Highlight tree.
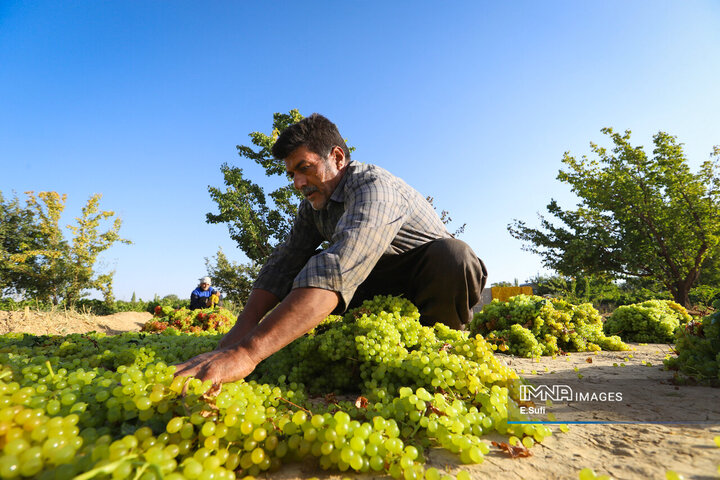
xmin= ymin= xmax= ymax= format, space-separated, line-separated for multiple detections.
xmin=0 ymin=191 xmax=44 ymax=296
xmin=426 ymin=196 xmax=466 ymax=237
xmin=5 ymin=191 xmax=69 ymax=303
xmin=64 ymin=193 xmax=130 ymax=306
xmin=508 ymin=129 xmax=720 ymax=307
xmin=206 ymin=110 xmax=305 ymax=264
xmin=204 ymin=248 xmax=260 ymax=308
xmin=1 ymin=191 xmax=130 ymax=305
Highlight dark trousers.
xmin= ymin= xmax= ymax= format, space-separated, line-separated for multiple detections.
xmin=348 ymin=238 xmax=487 ymax=329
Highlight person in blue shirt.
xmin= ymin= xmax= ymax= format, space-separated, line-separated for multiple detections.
xmin=190 ymin=276 xmax=221 ymax=310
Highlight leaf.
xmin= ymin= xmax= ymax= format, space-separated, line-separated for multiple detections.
xmin=354 ymin=396 xmax=369 ymax=408
xmin=491 ymin=441 xmax=533 ymax=458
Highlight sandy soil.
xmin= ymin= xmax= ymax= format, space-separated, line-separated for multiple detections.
xmin=0 ymin=308 xmax=150 ymax=335
xmin=1 ymin=311 xmax=718 ymax=480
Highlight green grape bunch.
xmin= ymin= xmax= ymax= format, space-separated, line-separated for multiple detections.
xmin=469 ymin=294 xmax=627 ymax=357
xmin=603 ymin=300 xmax=691 ymax=343
xmin=0 ymin=295 xmax=556 ymax=479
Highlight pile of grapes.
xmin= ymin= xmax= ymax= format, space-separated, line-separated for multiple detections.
xmin=0 ymin=295 xmax=552 ymax=479
xmin=142 ymin=306 xmax=237 ymax=335
xmin=664 ymin=302 xmax=720 ymax=385
xmin=603 ymin=300 xmax=691 ymax=343
xmin=469 ymin=295 xmax=627 ymax=357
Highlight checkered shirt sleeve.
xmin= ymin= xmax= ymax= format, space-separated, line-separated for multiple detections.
xmin=292 ymin=172 xmax=410 ymax=311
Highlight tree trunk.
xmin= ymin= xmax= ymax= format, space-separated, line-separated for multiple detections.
xmin=673 ymin=284 xmax=691 ymax=308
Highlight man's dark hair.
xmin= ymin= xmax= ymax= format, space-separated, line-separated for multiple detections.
xmin=271 ymin=113 xmax=351 ymax=161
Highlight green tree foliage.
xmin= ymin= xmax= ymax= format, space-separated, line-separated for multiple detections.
xmin=0 ymin=191 xmax=43 ymax=296
xmin=206 ymin=110 xmax=305 ymax=264
xmin=509 ymin=129 xmax=720 ymax=307
xmin=426 ymin=196 xmax=466 ymax=237
xmin=698 ymin=249 xmax=720 ymax=286
xmin=64 ymin=193 xmax=130 ymax=306
xmin=0 ymin=191 xmax=130 ymax=305
xmin=204 ymin=248 xmax=260 ymax=308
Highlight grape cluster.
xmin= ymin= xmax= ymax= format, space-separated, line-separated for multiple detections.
xmin=664 ymin=303 xmax=720 ymax=385
xmin=469 ymin=295 xmax=627 ymax=357
xmin=142 ymin=307 xmax=237 ymax=335
xmin=0 ymin=295 xmax=553 ymax=479
xmin=603 ymin=300 xmax=691 ymax=343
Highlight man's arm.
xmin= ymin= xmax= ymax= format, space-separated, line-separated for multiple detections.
xmin=174 ymin=287 xmax=339 ymax=384
xmin=217 ymin=288 xmax=279 ymax=349
xmin=189 ymin=291 xmax=201 ymax=310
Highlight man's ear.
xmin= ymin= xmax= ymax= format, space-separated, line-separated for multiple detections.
xmin=331 ymin=146 xmax=346 ymax=169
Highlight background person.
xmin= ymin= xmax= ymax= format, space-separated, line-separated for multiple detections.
xmin=189 ymin=276 xmax=221 ymax=310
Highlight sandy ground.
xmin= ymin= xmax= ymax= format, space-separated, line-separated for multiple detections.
xmin=0 ymin=308 xmax=150 ymax=335
xmin=1 ymin=311 xmax=719 ymax=480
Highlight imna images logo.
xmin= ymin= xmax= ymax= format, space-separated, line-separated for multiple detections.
xmin=519 ymin=384 xmax=623 ymax=403
xmin=520 ymin=384 xmax=573 ymax=402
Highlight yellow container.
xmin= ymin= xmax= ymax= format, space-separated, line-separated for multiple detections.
xmin=490 ymin=286 xmax=533 ymax=302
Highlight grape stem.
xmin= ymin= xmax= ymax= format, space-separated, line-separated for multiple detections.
xmin=45 ymin=360 xmax=54 ymax=379
xmin=276 ymin=395 xmax=313 ymax=414
xmin=73 ymin=454 xmax=139 ymax=480
xmin=409 ymin=407 xmax=430 ymax=438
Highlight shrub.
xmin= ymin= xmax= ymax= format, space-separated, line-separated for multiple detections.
xmin=664 ymin=302 xmax=720 ymax=385
xmin=688 ymin=285 xmax=720 ymax=309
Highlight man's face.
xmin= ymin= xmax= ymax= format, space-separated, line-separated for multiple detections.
xmin=200 ymin=282 xmax=210 ymax=291
xmin=284 ymin=145 xmax=346 ymax=210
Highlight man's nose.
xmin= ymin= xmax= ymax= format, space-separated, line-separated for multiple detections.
xmin=293 ymin=173 xmax=306 ymax=190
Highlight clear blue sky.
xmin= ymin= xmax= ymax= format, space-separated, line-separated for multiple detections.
xmin=1 ymin=1 xmax=719 ymax=301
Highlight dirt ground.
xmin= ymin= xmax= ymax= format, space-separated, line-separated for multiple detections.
xmin=0 ymin=308 xmax=150 ymax=335
xmin=1 ymin=311 xmax=719 ymax=480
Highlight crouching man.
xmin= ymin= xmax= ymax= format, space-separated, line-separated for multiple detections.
xmin=175 ymin=114 xmax=487 ymax=384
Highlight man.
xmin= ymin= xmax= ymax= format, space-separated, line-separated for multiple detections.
xmin=175 ymin=114 xmax=487 ymax=384
xmin=189 ymin=276 xmax=221 ymax=310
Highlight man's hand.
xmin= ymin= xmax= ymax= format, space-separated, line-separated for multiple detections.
xmin=174 ymin=347 xmax=257 ymax=385
xmin=174 ymin=287 xmax=338 ymax=386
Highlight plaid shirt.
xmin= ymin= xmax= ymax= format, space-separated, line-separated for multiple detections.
xmin=253 ymin=160 xmax=450 ymax=312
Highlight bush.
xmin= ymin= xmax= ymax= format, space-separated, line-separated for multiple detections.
xmin=688 ymin=285 xmax=720 ymax=309
xmin=603 ymin=300 xmax=691 ymax=343
xmin=527 ymin=275 xmax=673 ymax=312
xmin=0 ymin=297 xmax=54 ymax=311
xmin=664 ymin=302 xmax=720 ymax=385
xmin=469 ymin=294 xmax=627 ymax=357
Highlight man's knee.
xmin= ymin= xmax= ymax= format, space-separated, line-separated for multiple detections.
xmin=426 ymin=239 xmax=486 ymax=286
